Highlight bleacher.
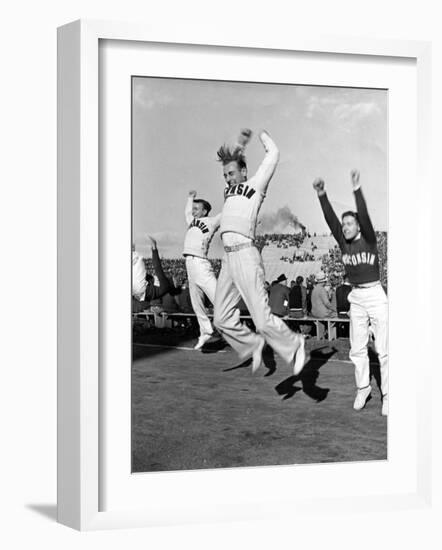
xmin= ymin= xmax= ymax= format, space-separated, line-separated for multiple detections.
xmin=134 ymin=310 xmax=349 ymax=342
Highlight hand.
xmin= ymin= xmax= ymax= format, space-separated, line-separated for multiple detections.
xmin=350 ymin=170 xmax=360 ymax=189
xmin=237 ymin=128 xmax=253 ymax=148
xmin=313 ymin=178 xmax=326 ymax=195
xmin=188 ymin=190 xmax=197 ymax=198
xmin=145 ymin=234 xmax=157 ymax=249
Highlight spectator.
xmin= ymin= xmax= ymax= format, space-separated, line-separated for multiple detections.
xmin=311 ymin=271 xmax=336 ymax=318
xmin=269 ymin=274 xmax=290 ymax=317
xmin=336 ymin=274 xmax=352 ymax=317
xmin=176 ymin=281 xmax=193 ymax=313
xmin=289 ymin=275 xmax=307 ymax=318
xmin=161 ymin=278 xmax=182 ymax=313
xmin=306 ymin=279 xmax=314 ymax=315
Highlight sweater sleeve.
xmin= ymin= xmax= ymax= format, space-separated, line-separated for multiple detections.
xmin=318 ymin=193 xmax=344 ymax=246
xmin=144 ymin=248 xmax=171 ymax=301
xmin=185 ymin=196 xmax=194 ymax=225
xmin=252 ymin=131 xmax=280 ymax=193
xmin=354 ymin=187 xmax=376 ymax=243
xmin=212 ymin=212 xmax=222 ymax=229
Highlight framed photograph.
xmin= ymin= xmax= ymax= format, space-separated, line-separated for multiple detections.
xmin=57 ymin=20 xmax=432 ymax=530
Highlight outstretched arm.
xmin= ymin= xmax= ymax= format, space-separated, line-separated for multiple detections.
xmin=212 ymin=212 xmax=222 ymax=228
xmin=144 ymin=235 xmax=171 ymax=301
xmin=185 ymin=190 xmax=196 ymax=225
xmin=313 ymin=178 xmax=345 ymax=246
xmin=253 ymin=130 xmax=280 ymax=193
xmin=351 ymin=170 xmax=376 ymax=243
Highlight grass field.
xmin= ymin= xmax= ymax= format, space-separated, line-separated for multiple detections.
xmin=131 ymin=331 xmax=387 ymax=473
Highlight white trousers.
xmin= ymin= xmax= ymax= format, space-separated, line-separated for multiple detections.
xmin=348 ymin=284 xmax=388 ymax=396
xmin=214 ymin=246 xmax=300 ymax=362
xmin=185 ymin=256 xmax=217 ymax=338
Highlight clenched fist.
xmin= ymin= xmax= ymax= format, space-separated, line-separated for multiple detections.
xmin=188 ymin=190 xmax=197 ymax=198
xmin=237 ymin=128 xmax=253 ymax=148
xmin=350 ymin=170 xmax=360 ymax=189
xmin=145 ymin=234 xmax=157 ymax=250
xmin=313 ymin=178 xmax=326 ymax=195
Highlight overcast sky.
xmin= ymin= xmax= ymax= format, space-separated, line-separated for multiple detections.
xmin=132 ymin=77 xmax=387 ymax=258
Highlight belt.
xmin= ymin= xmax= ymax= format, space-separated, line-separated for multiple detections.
xmin=224 ymin=241 xmax=255 ymax=253
xmin=184 ymin=254 xmax=206 ymax=260
xmin=352 ymin=281 xmax=381 ymax=289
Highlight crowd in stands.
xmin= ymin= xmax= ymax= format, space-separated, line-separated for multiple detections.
xmin=144 ymin=257 xmax=222 ymax=284
xmin=280 ymin=252 xmax=316 ymax=263
xmin=259 ymin=232 xmax=307 ymax=249
xmin=254 ymin=232 xmax=321 ymax=263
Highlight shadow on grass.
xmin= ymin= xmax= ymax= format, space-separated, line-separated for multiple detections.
xmin=275 ymin=346 xmax=336 ymax=402
xmin=132 ymin=328 xmax=203 ymax=362
xmin=221 ymin=342 xmax=278 ymax=373
xmin=263 ymin=346 xmax=277 ymax=376
xmin=201 ymin=336 xmax=228 ymax=354
xmin=223 ymin=357 xmax=252 ymax=372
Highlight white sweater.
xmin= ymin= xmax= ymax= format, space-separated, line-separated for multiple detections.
xmin=220 ymin=131 xmax=279 ymax=240
xmin=183 ymin=197 xmax=221 ymax=258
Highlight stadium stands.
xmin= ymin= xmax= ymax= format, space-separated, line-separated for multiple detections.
xmin=142 ymin=232 xmax=387 ymax=292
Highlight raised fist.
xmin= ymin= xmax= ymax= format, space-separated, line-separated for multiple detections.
xmin=313 ymin=178 xmax=325 ymax=193
xmin=350 ymin=170 xmax=360 ymax=188
xmin=237 ymin=128 xmax=253 ymax=148
xmin=145 ymin=234 xmax=157 ymax=249
xmin=188 ymin=190 xmax=197 ymax=198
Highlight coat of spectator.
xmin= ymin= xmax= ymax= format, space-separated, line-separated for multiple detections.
xmin=269 ymin=274 xmax=290 ymax=317
xmin=175 ymin=282 xmax=193 ymax=313
xmin=289 ymin=275 xmax=307 ymax=318
xmin=311 ymin=272 xmax=336 ymax=318
xmin=336 ymin=275 xmax=352 ymax=317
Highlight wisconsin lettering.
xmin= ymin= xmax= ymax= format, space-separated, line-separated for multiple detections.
xmin=224 ymin=183 xmax=256 ymax=199
xmin=189 ymin=218 xmax=210 ymax=234
xmin=342 ymin=252 xmax=377 ymax=266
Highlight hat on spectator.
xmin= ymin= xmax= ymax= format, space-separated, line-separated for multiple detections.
xmin=315 ymin=271 xmax=327 ymax=283
xmin=276 ymin=273 xmax=287 ymax=282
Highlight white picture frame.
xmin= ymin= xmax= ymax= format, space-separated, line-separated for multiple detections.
xmin=57 ymin=19 xmax=432 ymax=531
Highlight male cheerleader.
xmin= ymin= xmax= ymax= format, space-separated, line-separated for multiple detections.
xmin=213 ymin=129 xmax=305 ymax=374
xmin=313 ymin=171 xmax=388 ymax=415
xmin=184 ymin=191 xmax=221 ymax=350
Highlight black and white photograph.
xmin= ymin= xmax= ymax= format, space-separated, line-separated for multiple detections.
xmin=131 ymin=76 xmax=388 ymax=473
xmin=4 ymin=0 xmax=438 ymax=542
